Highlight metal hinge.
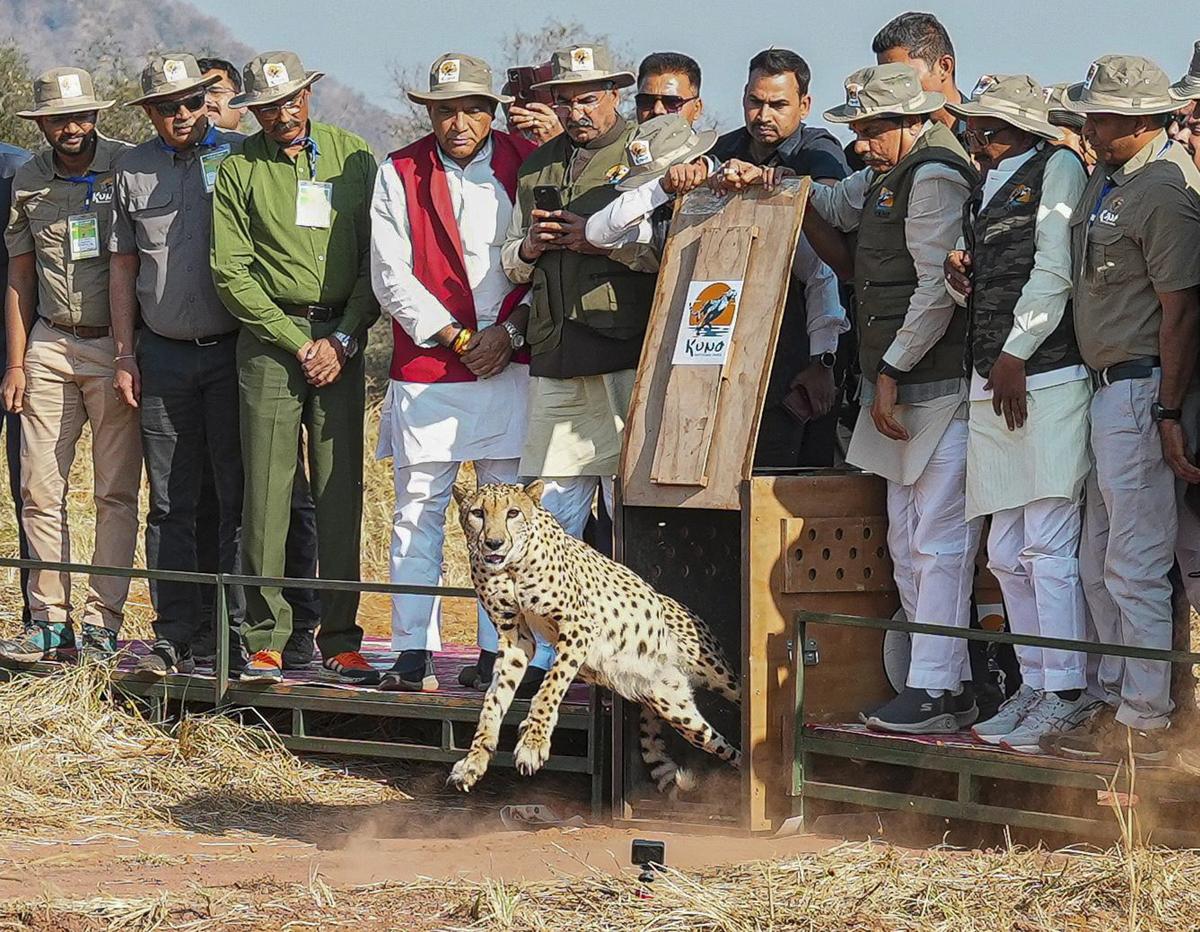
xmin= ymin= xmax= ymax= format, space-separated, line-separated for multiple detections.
xmin=803 ymin=639 xmax=820 ymax=666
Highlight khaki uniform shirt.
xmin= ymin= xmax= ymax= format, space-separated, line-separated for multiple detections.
xmin=109 ymin=126 xmax=243 ymax=340
xmin=1071 ymin=131 xmax=1200 ymax=370
xmin=5 ymin=134 xmax=131 ymax=327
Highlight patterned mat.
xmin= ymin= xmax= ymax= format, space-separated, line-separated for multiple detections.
xmin=805 ymin=722 xmax=1038 ymax=759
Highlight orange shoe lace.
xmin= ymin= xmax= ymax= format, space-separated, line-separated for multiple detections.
xmin=249 ymin=649 xmax=282 ymax=668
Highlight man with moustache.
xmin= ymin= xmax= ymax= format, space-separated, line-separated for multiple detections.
xmin=192 ymin=52 xmax=322 ymax=671
xmin=634 ymin=52 xmax=705 ymax=125
xmin=872 ymin=11 xmax=964 ymax=135
xmin=710 ymin=48 xmax=850 ymax=468
xmin=107 ymin=54 xmax=244 ymax=675
xmin=502 ymin=43 xmax=657 ymax=542
xmin=0 ymin=69 xmax=140 ymax=663
xmin=369 ymin=52 xmax=554 ymax=694
xmin=211 ymin=51 xmax=380 ymax=684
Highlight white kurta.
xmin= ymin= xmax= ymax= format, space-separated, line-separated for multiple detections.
xmin=369 ymin=138 xmax=529 ymax=466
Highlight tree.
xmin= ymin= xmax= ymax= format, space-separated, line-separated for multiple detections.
xmin=0 ymin=44 xmax=47 ymax=150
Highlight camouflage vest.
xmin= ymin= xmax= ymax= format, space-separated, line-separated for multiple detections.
xmin=855 ymin=122 xmax=975 ymax=398
xmin=963 ymin=144 xmax=1083 ymax=378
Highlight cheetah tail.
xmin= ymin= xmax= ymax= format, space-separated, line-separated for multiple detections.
xmin=639 ymin=704 xmax=695 ymax=794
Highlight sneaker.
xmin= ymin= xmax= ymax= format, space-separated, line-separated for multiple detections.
xmin=134 ymin=639 xmax=196 ymax=677
xmin=378 ymin=649 xmax=438 ymax=692
xmin=1049 ymin=703 xmax=1118 ymax=759
xmin=1001 ymin=692 xmax=1095 ymax=753
xmin=1177 ymin=746 xmax=1200 ymax=776
xmin=458 ymin=649 xmax=496 ymax=691
xmin=283 ymin=629 xmax=316 ymax=669
xmin=79 ymin=623 xmax=118 ymax=661
xmin=0 ymin=622 xmax=75 ymax=663
xmin=514 ymin=665 xmax=547 ymax=700
xmin=973 ymin=685 xmax=1042 ymax=745
xmin=1113 ymin=725 xmax=1172 ymax=764
xmin=322 ymin=651 xmax=382 ymax=686
xmin=240 ymin=649 xmax=284 ymax=683
xmin=863 ymin=686 xmax=976 ymax=735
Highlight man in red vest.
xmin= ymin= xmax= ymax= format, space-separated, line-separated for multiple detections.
xmin=370 ymin=53 xmax=553 ymax=693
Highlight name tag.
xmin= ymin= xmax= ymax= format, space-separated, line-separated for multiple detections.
xmin=68 ymin=213 xmax=100 ymax=260
xmin=200 ymin=144 xmax=232 ymax=194
xmin=295 ymin=180 xmax=332 ymax=228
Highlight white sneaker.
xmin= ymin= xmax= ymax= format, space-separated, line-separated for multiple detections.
xmin=972 ymin=684 xmax=1041 ymax=745
xmin=1001 ymin=692 xmax=1093 ymax=753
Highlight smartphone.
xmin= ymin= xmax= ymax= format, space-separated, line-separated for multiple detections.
xmin=630 ymin=839 xmax=666 ymax=867
xmin=504 ymin=65 xmax=554 ymax=109
xmin=533 ymin=185 xmax=563 ymax=213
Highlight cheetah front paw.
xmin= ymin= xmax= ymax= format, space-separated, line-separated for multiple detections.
xmin=513 ymin=730 xmax=552 ymax=776
xmin=447 ymin=751 xmax=489 ymax=792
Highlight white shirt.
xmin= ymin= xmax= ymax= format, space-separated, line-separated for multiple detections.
xmin=370 ymin=137 xmax=529 ymax=466
xmin=584 ymin=176 xmax=849 ymax=355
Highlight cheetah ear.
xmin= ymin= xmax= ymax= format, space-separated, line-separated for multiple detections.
xmin=523 ymin=479 xmax=545 ymax=504
xmin=451 ymin=482 xmax=470 ymax=507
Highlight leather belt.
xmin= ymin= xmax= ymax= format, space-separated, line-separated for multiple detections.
xmin=278 ymin=303 xmax=344 ymax=322
xmin=153 ymin=329 xmax=238 ymax=347
xmin=42 ymin=318 xmax=109 ymax=339
xmin=1092 ymin=356 xmax=1161 ymax=387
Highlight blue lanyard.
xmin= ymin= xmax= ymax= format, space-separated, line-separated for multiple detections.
xmin=157 ymin=123 xmax=219 ymax=156
xmin=294 ymin=135 xmax=320 ymax=181
xmin=64 ymin=171 xmax=97 ymax=210
xmin=1089 ymin=139 xmax=1172 ymax=227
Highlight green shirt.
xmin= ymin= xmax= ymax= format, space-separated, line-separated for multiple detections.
xmin=210 ymin=120 xmax=379 ymax=354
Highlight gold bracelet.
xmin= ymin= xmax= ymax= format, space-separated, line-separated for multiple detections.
xmin=452 ymin=327 xmax=475 ymax=356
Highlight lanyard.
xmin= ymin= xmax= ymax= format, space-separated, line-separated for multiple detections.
xmin=157 ymin=123 xmax=219 ymax=157
xmin=294 ymin=135 xmax=320 ymax=181
xmin=63 ymin=171 xmax=97 ymax=210
xmin=1088 ymin=139 xmax=1172 ymax=227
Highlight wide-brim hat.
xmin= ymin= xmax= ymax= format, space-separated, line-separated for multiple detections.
xmin=126 ymin=52 xmax=221 ymax=105
xmin=946 ymin=73 xmax=1062 ymax=141
xmin=1064 ymin=54 xmax=1177 ymax=115
xmin=1170 ymin=40 xmax=1200 ymax=101
xmin=231 ymin=51 xmax=324 ymax=109
xmin=1042 ymin=83 xmax=1086 ymax=131
xmin=17 ymin=67 xmax=115 ymax=119
xmin=615 ymin=114 xmax=718 ymax=190
xmin=531 ymin=43 xmax=635 ymax=91
xmin=824 ymin=63 xmax=944 ymax=124
xmin=407 ymin=52 xmax=512 ymax=106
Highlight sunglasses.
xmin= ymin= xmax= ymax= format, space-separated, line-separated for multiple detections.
xmin=152 ymin=92 xmax=206 ymax=117
xmin=635 ymin=93 xmax=698 ymax=113
xmin=252 ymin=91 xmax=307 ymax=119
xmin=44 ymin=110 xmax=98 ymax=128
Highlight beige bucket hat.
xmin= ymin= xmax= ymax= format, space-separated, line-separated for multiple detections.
xmin=407 ymin=52 xmax=513 ymax=106
xmin=1042 ymin=83 xmax=1086 ymax=130
xmin=1064 ymin=55 xmax=1177 ymax=115
xmin=530 ymin=43 xmax=635 ymax=91
xmin=615 ymin=113 xmax=718 ymax=190
xmin=1170 ymin=41 xmax=1200 ymax=101
xmin=127 ymin=52 xmax=221 ymax=106
xmin=17 ymin=67 xmax=115 ymax=119
xmin=946 ymin=74 xmax=1062 ymax=141
xmin=824 ymin=63 xmax=945 ymax=124
xmin=231 ymin=51 xmax=324 ymax=109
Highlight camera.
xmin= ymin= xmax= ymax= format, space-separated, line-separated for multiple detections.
xmin=631 ymin=838 xmax=666 ymax=883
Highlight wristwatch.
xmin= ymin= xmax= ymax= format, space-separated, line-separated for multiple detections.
xmin=332 ymin=330 xmax=358 ymax=358
xmin=811 ymin=352 xmax=837 ymax=370
xmin=877 ymin=360 xmax=905 ymax=381
xmin=501 ymin=320 xmax=526 ymax=350
xmin=1152 ymin=402 xmax=1182 ymax=422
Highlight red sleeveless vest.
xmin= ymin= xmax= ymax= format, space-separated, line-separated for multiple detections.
xmin=386 ymin=131 xmax=534 ymax=383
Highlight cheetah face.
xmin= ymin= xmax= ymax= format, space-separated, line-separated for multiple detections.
xmin=453 ymin=480 xmax=545 ymax=574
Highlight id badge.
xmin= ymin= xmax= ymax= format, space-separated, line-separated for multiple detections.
xmin=200 ymin=144 xmax=231 ymax=194
xmin=296 ymin=180 xmax=333 ymax=228
xmin=68 ymin=213 xmax=101 ymax=260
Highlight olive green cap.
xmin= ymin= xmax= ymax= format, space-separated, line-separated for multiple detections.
xmin=17 ymin=67 xmax=115 ymax=119
xmin=127 ymin=52 xmax=220 ymax=106
xmin=407 ymin=53 xmax=512 ymax=106
xmin=531 ymin=43 xmax=634 ymax=91
xmin=1064 ymin=55 xmax=1177 ymax=115
xmin=615 ymin=113 xmax=718 ymax=190
xmin=231 ymin=50 xmax=324 ymax=109
xmin=946 ymin=74 xmax=1062 ymax=141
xmin=824 ymin=63 xmax=944 ymax=124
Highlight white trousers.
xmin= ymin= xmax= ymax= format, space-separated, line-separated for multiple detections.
xmin=538 ymin=476 xmax=614 ymax=538
xmin=987 ymin=499 xmax=1087 ymax=692
xmin=389 ymin=458 xmax=554 ymax=669
xmin=1080 ymin=376 xmax=1176 ymax=730
xmin=887 ymin=418 xmax=983 ymax=691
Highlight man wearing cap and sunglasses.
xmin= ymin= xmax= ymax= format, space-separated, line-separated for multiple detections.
xmin=941 ymin=74 xmax=1093 ymax=752
xmin=106 ymin=53 xmax=246 ymax=676
xmin=634 ymin=52 xmax=704 ymax=126
xmin=211 ymin=51 xmax=380 ymax=685
xmin=1049 ymin=56 xmax=1200 ymax=763
xmin=0 ymin=68 xmax=140 ymax=664
xmin=502 ymin=43 xmax=657 ymax=544
xmin=803 ymin=63 xmax=981 ymax=735
xmin=369 ymin=52 xmax=556 ymax=694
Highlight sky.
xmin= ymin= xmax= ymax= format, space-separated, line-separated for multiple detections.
xmin=202 ymin=0 xmax=1200 ymax=140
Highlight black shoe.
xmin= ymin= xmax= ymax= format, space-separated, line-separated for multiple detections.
xmin=134 ymin=639 xmax=196 ymax=677
xmin=282 ymin=628 xmax=316 ymax=669
xmin=458 ymin=649 xmax=496 ymax=691
xmin=863 ymin=686 xmax=977 ymax=735
xmin=378 ymin=650 xmax=438 ymax=692
xmin=514 ymin=666 xmax=546 ymax=700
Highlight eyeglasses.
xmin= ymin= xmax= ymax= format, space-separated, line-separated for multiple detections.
xmin=205 ymin=86 xmax=236 ymax=101
xmin=965 ymin=125 xmax=1010 ymax=145
xmin=635 ymin=93 xmax=698 ymax=114
xmin=44 ymin=110 xmax=98 ymax=128
xmin=551 ymin=86 xmax=613 ymax=113
xmin=251 ymin=90 xmax=307 ymax=119
xmin=152 ymin=92 xmax=206 ymax=117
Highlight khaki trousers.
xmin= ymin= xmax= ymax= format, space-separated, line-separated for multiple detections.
xmin=21 ymin=320 xmax=142 ymax=629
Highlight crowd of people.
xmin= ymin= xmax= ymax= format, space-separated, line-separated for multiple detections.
xmin=2 ymin=10 xmax=1200 ymax=766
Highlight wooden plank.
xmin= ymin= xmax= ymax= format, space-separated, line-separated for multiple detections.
xmin=622 ymin=180 xmax=811 ymax=510
xmin=650 ymin=225 xmax=755 ymax=487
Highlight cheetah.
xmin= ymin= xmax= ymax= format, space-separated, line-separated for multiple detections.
xmin=447 ymin=480 xmax=741 ymax=794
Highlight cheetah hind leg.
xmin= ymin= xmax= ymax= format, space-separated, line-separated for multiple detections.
xmin=644 ymin=670 xmax=741 ymax=771
xmin=639 ymin=703 xmax=697 ymax=795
